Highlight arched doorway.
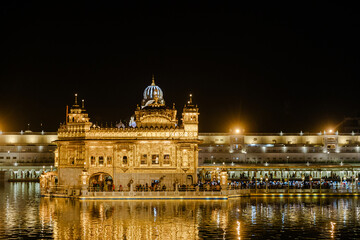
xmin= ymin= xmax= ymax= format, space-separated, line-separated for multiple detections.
xmin=89 ymin=172 xmax=113 ymax=192
xmin=186 ymin=175 xmax=193 ymax=185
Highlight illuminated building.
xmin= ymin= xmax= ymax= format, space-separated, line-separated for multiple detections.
xmin=198 ymin=129 xmax=360 ymax=180
xmin=0 ymin=131 xmax=57 ymax=180
xmin=55 ymin=77 xmax=200 ymax=188
xmin=2 ymin=81 xmax=360 ymax=184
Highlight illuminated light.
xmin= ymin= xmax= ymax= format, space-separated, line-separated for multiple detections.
xmin=330 ymin=222 xmax=336 ymax=238
xmin=235 ymin=129 xmax=240 ymax=134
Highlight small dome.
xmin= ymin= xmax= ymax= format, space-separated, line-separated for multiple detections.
xmin=141 ymin=76 xmax=165 ymax=107
xmin=143 ymin=84 xmax=164 ymax=100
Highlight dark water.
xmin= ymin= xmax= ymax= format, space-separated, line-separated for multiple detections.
xmin=1 ymin=182 xmax=360 ymax=239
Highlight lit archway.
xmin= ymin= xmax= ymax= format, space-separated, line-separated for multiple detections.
xmin=89 ymin=172 xmax=113 ymax=191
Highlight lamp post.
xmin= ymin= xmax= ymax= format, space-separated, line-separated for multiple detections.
xmin=302 ymin=174 xmax=305 ymax=192
xmin=352 ymin=175 xmax=355 ymax=193
xmin=265 ymin=176 xmax=269 ymax=193
xmin=356 ymin=177 xmax=359 ymax=193
xmin=319 ymin=178 xmax=322 ymax=194
xmin=287 ymin=170 xmax=290 ymax=194
xmin=255 ymin=176 xmax=257 ymax=193
xmin=343 ymin=175 xmax=347 ymax=192
xmin=309 ymin=175 xmax=313 ymax=193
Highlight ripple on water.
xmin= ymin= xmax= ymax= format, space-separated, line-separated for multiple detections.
xmin=2 ymin=183 xmax=360 ymax=239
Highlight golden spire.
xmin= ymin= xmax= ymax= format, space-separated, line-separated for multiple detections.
xmin=189 ymin=93 xmax=193 ymax=104
xmin=74 ymin=93 xmax=78 ymax=105
xmin=151 ymin=74 xmax=155 ymax=86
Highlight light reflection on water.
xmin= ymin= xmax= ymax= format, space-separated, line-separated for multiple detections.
xmin=1 ymin=182 xmax=360 ymax=239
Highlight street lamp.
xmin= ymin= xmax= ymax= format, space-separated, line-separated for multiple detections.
xmin=265 ymin=176 xmax=269 ymax=193
xmin=260 ymin=175 xmax=263 ymax=191
xmin=302 ymin=174 xmax=305 ymax=191
xmin=309 ymin=175 xmax=313 ymax=193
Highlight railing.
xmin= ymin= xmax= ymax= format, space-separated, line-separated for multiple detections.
xmin=42 ymin=185 xmax=360 ymax=197
xmin=86 ymin=188 xmax=251 ymax=197
xmin=252 ymin=188 xmax=359 ymax=194
xmin=44 ymin=185 xmax=82 ymax=196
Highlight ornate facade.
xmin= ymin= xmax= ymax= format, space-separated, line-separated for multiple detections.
xmin=55 ymin=78 xmax=200 ymax=188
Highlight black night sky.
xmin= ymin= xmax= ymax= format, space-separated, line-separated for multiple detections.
xmin=0 ymin=2 xmax=359 ymax=133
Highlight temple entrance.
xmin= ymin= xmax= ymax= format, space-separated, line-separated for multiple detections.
xmin=89 ymin=173 xmax=113 ymax=191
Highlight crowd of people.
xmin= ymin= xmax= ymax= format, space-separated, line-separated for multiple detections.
xmin=89 ymin=178 xmax=359 ymax=192
xmin=227 ymin=179 xmax=358 ymax=190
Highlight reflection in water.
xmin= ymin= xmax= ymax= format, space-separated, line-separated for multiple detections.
xmin=2 ymin=183 xmax=360 ymax=239
xmin=39 ymin=197 xmax=360 ymax=239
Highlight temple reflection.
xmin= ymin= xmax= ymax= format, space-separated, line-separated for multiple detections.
xmin=39 ymin=197 xmax=360 ymax=239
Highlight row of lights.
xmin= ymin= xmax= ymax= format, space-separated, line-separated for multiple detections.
xmin=234 ymin=128 xmax=346 ymax=136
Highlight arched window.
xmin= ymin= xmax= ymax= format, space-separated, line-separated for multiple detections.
xmin=107 ymin=156 xmax=112 ymax=165
xmin=90 ymin=156 xmax=96 ymax=166
xmin=99 ymin=156 xmax=104 ymax=166
xmin=163 ymin=154 xmax=170 ymax=165
xmin=152 ymin=154 xmax=159 ymax=165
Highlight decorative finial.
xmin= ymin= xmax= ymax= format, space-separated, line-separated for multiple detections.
xmin=82 ymin=99 xmax=85 ymax=108
xmin=151 ymin=74 xmax=155 ymax=86
xmin=74 ymin=93 xmax=78 ymax=105
xmin=189 ymin=93 xmax=193 ymax=104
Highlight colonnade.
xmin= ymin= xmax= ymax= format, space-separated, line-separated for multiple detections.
xmin=199 ymin=167 xmax=360 ymax=182
xmin=0 ymin=167 xmax=53 ymax=181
